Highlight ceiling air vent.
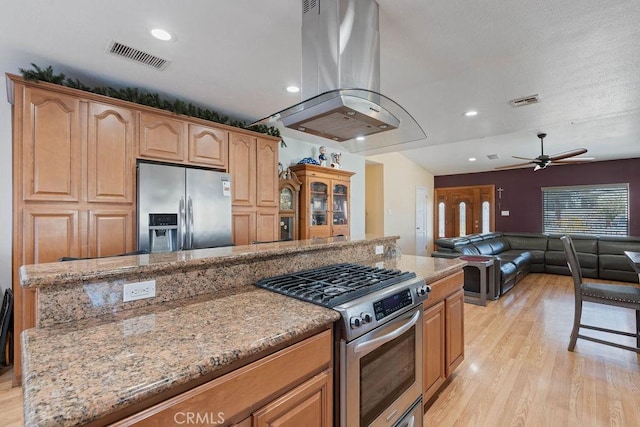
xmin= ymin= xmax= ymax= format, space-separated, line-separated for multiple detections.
xmin=509 ymin=94 xmax=540 ymax=107
xmin=106 ymin=40 xmax=170 ymax=70
xmin=303 ymin=0 xmax=317 ymax=14
xmin=487 ymin=154 xmax=500 ymax=160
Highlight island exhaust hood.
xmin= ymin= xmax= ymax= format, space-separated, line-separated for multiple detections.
xmin=251 ymin=0 xmax=426 ymax=153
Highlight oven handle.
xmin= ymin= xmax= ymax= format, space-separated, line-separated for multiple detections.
xmin=353 ymin=309 xmax=421 ymax=354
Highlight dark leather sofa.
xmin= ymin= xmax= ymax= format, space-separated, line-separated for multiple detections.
xmin=433 ymin=232 xmax=640 ymax=298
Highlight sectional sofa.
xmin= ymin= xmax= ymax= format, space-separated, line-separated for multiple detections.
xmin=432 ymin=232 xmax=640 ymax=298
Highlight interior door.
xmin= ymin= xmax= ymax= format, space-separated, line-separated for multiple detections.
xmin=415 ymin=187 xmax=428 ymax=256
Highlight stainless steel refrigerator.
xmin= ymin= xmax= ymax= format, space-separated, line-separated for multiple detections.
xmin=137 ymin=162 xmax=233 ymax=253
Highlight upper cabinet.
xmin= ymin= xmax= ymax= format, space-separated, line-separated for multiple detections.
xmin=188 ymin=124 xmax=228 ymax=169
xmin=138 ymin=112 xmax=188 ymax=162
xmin=88 ymin=102 xmax=135 ymax=203
xmin=289 ymin=164 xmax=355 ymax=239
xmin=21 ymin=87 xmax=81 ymax=202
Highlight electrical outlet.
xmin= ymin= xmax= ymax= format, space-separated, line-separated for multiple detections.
xmin=375 ymin=245 xmax=384 ymax=255
xmin=123 ymin=280 xmax=156 ymax=302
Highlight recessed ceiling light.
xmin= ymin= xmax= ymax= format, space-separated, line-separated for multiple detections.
xmin=464 ymin=110 xmax=478 ymax=117
xmin=468 ymin=157 xmax=477 ymax=162
xmin=151 ymin=28 xmax=172 ymax=41
xmin=356 ymin=136 xmax=365 ymax=141
xmin=286 ymin=86 xmax=300 ymax=93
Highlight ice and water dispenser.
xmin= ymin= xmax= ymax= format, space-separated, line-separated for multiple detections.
xmin=148 ymin=213 xmax=178 ymax=253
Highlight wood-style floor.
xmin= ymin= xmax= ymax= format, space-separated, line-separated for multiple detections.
xmin=425 ymin=273 xmax=640 ymax=427
xmin=0 ymin=274 xmax=638 ymax=426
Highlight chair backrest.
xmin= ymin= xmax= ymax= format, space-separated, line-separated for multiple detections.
xmin=560 ymin=235 xmax=583 ymax=291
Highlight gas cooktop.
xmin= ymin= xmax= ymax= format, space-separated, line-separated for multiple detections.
xmin=255 ymin=263 xmax=417 ymax=308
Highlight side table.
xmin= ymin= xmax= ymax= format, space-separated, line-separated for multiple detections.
xmin=460 ymin=255 xmax=496 ymax=306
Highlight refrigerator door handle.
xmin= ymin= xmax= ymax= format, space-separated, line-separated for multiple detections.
xmin=187 ymin=196 xmax=194 ymax=249
xmin=179 ymin=197 xmax=186 ymax=250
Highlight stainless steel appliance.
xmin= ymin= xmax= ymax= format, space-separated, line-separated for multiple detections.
xmin=256 ymin=263 xmax=430 ymax=427
xmin=137 ymin=162 xmax=233 ymax=252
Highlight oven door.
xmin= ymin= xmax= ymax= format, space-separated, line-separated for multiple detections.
xmin=341 ymin=305 xmax=423 ymax=427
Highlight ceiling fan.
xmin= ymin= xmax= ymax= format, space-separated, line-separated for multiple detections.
xmin=495 ymin=133 xmax=594 ymax=171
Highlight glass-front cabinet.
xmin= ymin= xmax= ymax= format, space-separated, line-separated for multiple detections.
xmin=289 ymin=164 xmax=355 ymax=239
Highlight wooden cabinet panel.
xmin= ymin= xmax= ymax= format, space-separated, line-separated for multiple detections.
xmin=188 ymin=124 xmax=228 ymax=169
xmin=446 ymin=289 xmax=465 ymax=376
xmin=22 ymin=206 xmax=81 ymax=263
xmin=138 ymin=112 xmax=187 ymax=161
xmin=256 ymin=209 xmax=279 ymax=243
xmin=232 ymin=209 xmax=255 ymax=246
xmin=252 ymin=370 xmax=332 ymax=427
xmin=88 ymin=209 xmax=135 ymax=258
xmin=423 ymin=301 xmax=446 ymax=403
xmin=87 ymin=103 xmax=135 ymax=203
xmin=23 ymin=87 xmax=80 ymax=202
xmin=229 ymin=133 xmax=256 ymax=206
xmin=256 ymin=138 xmax=278 ymax=207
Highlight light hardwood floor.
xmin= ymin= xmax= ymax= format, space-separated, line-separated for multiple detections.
xmin=1 ymin=274 xmax=638 ymax=426
xmin=425 ymin=273 xmax=640 ymax=427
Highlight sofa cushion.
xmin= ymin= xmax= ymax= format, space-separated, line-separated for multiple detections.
xmin=457 ymin=245 xmax=481 ymax=256
xmin=472 ymin=241 xmax=496 ymax=255
xmin=496 ymin=250 xmax=533 ymax=270
xmin=504 ymin=233 xmax=548 ymax=251
xmin=488 ymin=237 xmax=510 ymax=254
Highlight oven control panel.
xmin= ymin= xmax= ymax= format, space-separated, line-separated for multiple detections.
xmin=373 ymin=289 xmax=413 ymax=321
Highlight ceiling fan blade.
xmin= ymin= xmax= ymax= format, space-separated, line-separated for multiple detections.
xmin=512 ymin=155 xmax=537 ymax=161
xmin=494 ymin=161 xmax=534 ymax=170
xmin=552 ymin=158 xmax=595 ymax=164
xmin=549 ymin=148 xmax=588 ymax=161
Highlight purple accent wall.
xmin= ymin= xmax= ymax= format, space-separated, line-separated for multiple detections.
xmin=434 ymin=158 xmax=640 ymax=236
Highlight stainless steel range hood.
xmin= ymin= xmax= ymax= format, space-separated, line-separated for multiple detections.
xmin=251 ymin=0 xmax=426 ymax=153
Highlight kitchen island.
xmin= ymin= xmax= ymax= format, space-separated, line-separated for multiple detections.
xmin=20 ymin=236 xmax=465 ymax=426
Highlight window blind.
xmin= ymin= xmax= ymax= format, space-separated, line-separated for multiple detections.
xmin=542 ymin=184 xmax=629 ymax=236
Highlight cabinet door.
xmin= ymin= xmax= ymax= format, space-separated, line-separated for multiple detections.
xmin=188 ymin=124 xmax=228 ymax=169
xmin=252 ymin=370 xmax=332 ymax=427
xmin=232 ymin=209 xmax=255 ymax=246
xmin=255 ymin=208 xmax=279 ymax=243
xmin=22 ymin=87 xmax=81 ymax=202
xmin=423 ymin=301 xmax=446 ymax=403
xmin=445 ymin=289 xmax=465 ymax=376
xmin=87 ymin=103 xmax=135 ymax=203
xmin=138 ymin=112 xmax=187 ymax=162
xmin=256 ymin=137 xmax=279 ymax=207
xmin=88 ymin=208 xmax=135 ymax=257
xmin=229 ymin=133 xmax=256 ymax=207
xmin=22 ymin=206 xmax=81 ymax=263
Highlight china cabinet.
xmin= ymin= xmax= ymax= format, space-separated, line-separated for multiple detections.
xmin=289 ymin=164 xmax=354 ymax=239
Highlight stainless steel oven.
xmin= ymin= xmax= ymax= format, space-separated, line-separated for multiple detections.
xmin=256 ymin=263 xmax=430 ymax=427
xmin=340 ymin=305 xmax=423 ymax=427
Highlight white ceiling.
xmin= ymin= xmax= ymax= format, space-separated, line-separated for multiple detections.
xmin=2 ymin=0 xmax=639 ymax=175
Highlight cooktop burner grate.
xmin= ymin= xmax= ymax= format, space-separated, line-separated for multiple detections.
xmin=256 ymin=263 xmax=416 ymax=308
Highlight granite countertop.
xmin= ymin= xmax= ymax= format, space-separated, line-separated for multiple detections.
xmin=21 ymin=254 xmax=465 ymax=427
xmin=22 ymin=287 xmax=341 ymax=427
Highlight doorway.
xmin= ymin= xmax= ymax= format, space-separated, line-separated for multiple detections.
xmin=435 ymin=185 xmax=495 ymax=245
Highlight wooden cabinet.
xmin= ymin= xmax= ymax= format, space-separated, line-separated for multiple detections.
xmin=229 ymin=133 xmax=279 ymax=245
xmin=21 ymin=87 xmax=81 ymax=202
xmin=188 ymin=123 xmax=228 ymax=169
xmin=252 ymin=370 xmax=332 ymax=427
xmin=138 ymin=111 xmax=187 ymax=162
xmin=88 ymin=102 xmax=135 ymax=203
xmin=423 ymin=271 xmax=464 ymax=404
xmin=112 ymin=330 xmax=333 ymax=427
xmin=289 ymin=164 xmax=354 ymax=239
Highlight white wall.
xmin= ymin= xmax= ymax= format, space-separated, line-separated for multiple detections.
xmin=0 ymin=77 xmax=12 ymax=293
xmin=365 ymin=152 xmax=434 ymax=256
xmin=278 ymin=136 xmax=366 ymax=237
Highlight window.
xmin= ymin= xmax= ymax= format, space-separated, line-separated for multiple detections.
xmin=438 ymin=202 xmax=445 ymax=238
xmin=459 ymin=202 xmax=466 ymax=236
xmin=542 ymin=184 xmax=629 ymax=236
xmin=482 ymin=201 xmax=490 ymax=233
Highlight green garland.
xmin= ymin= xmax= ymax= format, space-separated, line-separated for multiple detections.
xmin=19 ymin=63 xmax=280 ymax=138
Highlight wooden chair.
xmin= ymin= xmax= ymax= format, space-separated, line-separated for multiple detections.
xmin=560 ymin=235 xmax=640 ymax=353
